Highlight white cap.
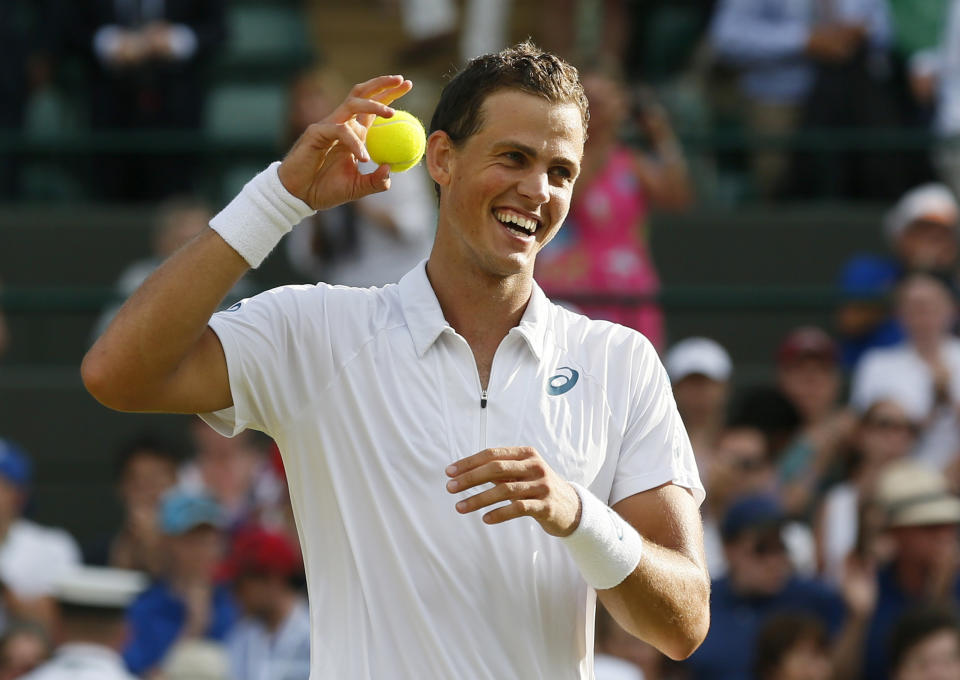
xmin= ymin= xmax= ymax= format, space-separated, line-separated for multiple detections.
xmin=54 ymin=566 xmax=148 ymax=609
xmin=664 ymin=337 xmax=732 ymax=383
xmin=884 ymin=183 xmax=959 ymax=242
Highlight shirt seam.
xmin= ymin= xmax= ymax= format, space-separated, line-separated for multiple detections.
xmin=285 ymin=319 xmax=411 ymax=427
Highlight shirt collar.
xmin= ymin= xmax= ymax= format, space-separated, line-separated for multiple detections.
xmin=398 ymin=260 xmax=549 ymax=362
xmin=509 ymin=280 xmax=548 ymax=362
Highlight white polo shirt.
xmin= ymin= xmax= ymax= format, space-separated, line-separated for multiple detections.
xmin=201 ymin=261 xmax=703 ymax=680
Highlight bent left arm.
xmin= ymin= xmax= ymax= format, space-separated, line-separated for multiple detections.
xmin=447 ymin=447 xmax=710 ymax=660
xmin=599 ymin=484 xmax=710 ymax=661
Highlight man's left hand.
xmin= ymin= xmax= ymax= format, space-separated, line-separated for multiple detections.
xmin=445 ymin=447 xmax=581 ymax=537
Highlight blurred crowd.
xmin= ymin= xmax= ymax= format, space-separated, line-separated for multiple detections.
xmin=1 ymin=0 xmax=959 ymax=204
xmin=6 ymin=1 xmax=960 ymax=680
xmin=0 ymin=426 xmax=306 ymax=680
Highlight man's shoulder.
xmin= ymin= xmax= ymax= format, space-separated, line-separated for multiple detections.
xmin=222 ymin=281 xmax=405 ymax=337
xmin=544 ymin=298 xmax=654 ymax=356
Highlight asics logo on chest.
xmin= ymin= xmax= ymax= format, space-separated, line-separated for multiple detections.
xmin=546 ymin=367 xmax=579 ymax=396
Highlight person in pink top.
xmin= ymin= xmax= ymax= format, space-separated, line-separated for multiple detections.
xmin=535 ymin=67 xmax=693 ymax=350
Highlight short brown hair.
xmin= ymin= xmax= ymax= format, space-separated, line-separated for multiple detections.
xmin=429 ymin=40 xmax=589 ymax=146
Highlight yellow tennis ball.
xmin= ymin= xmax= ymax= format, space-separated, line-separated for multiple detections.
xmin=364 ymin=110 xmax=426 ymax=173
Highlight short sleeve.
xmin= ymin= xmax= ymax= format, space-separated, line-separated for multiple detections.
xmin=199 ymin=284 xmax=333 ymax=437
xmin=610 ymin=338 xmax=704 ymax=507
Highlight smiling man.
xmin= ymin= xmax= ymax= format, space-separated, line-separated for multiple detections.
xmin=81 ymin=42 xmax=709 ymax=679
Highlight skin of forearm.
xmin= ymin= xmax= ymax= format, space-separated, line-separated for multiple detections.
xmin=82 ymin=229 xmax=248 ymax=410
xmin=597 ymin=541 xmax=710 ymax=660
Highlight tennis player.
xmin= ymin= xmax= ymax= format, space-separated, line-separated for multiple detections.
xmin=83 ymin=42 xmax=709 ymax=679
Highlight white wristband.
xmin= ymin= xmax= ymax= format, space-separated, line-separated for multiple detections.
xmin=209 ymin=161 xmax=316 ymax=268
xmin=560 ymin=482 xmax=643 ymax=590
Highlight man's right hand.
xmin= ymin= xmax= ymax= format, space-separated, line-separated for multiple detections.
xmin=278 ymin=75 xmax=413 ymax=211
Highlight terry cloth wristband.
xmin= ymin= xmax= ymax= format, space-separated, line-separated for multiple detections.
xmin=209 ymin=161 xmax=316 ymax=268
xmin=561 ymin=482 xmax=644 ymax=590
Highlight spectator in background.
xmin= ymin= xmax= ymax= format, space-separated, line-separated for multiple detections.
xmin=22 ymin=567 xmax=146 ymax=680
xmin=883 ymin=184 xmax=959 ymax=278
xmin=223 ymin=529 xmax=309 ymax=680
xmin=889 ymin=606 xmax=960 ymax=680
xmin=704 ymin=426 xmax=816 ymax=578
xmin=535 ymin=66 xmax=692 ymax=350
xmin=753 ymin=614 xmax=833 ymax=680
xmin=851 ymin=272 xmax=960 ymax=472
xmin=684 ymin=494 xmax=869 ymax=680
xmin=283 ymin=67 xmax=435 ymax=288
xmin=860 ymin=460 xmax=960 ymax=680
xmin=835 ymin=255 xmax=905 ymax=371
xmin=789 ymin=0 xmax=908 ymax=200
xmin=664 ymin=337 xmax=733 ymax=471
xmin=594 ymin=604 xmax=652 ymax=680
xmin=935 ymin=0 xmax=960 ymax=198
xmin=0 ymin=0 xmax=61 ymax=198
xmin=178 ymin=420 xmax=282 ymax=531
xmin=74 ymin=0 xmax=226 ymax=201
xmin=775 ymin=327 xmax=856 ymax=517
xmin=84 ymin=433 xmax=179 ymax=577
xmin=0 ymin=440 xmax=80 ymax=633
xmin=709 ymin=0 xmax=890 ymax=199
xmin=0 ymin=621 xmax=51 ymax=680
xmin=93 ymin=197 xmax=256 ymax=341
xmin=816 ymin=398 xmax=917 ymax=586
xmin=836 ymin=184 xmax=957 ymax=370
xmin=123 ymin=490 xmax=237 ymax=677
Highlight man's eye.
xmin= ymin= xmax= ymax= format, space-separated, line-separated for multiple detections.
xmin=503 ymin=152 xmax=523 ymax=162
xmin=550 ymin=167 xmax=572 ymax=180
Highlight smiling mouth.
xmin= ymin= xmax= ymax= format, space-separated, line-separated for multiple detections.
xmin=494 ymin=210 xmax=539 ymax=238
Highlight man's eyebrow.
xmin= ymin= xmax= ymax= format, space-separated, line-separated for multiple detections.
xmin=493 ymin=140 xmax=578 ymax=168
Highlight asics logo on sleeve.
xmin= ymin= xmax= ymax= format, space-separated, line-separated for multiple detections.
xmin=546 ymin=367 xmax=579 ymax=396
xmin=226 ymin=301 xmax=242 ymax=312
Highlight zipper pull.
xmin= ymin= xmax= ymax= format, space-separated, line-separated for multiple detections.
xmin=480 ymin=389 xmax=488 ymax=409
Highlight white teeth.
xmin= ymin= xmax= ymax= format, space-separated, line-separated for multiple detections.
xmin=495 ymin=211 xmax=538 ymax=234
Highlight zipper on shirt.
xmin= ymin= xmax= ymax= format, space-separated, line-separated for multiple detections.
xmin=479 ymin=388 xmax=488 ymax=450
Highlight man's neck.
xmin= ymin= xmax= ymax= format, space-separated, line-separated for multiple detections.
xmin=425 ymin=255 xmax=532 ymax=385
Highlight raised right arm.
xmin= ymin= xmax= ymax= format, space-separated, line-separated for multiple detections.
xmin=82 ymin=75 xmax=413 ymax=415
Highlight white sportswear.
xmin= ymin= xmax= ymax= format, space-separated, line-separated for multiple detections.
xmin=200 ymin=261 xmax=703 ymax=680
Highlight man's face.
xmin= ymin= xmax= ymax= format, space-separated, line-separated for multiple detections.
xmin=431 ymin=89 xmax=584 ymax=278
xmin=170 ymin=525 xmax=223 ymax=582
xmin=891 ymin=524 xmax=959 ymax=572
xmin=898 ymin=278 xmax=955 ymax=345
xmin=725 ymin=527 xmax=792 ymax=597
xmin=118 ymin=451 xmax=177 ymax=512
xmin=710 ymin=428 xmax=772 ymax=502
xmin=858 ymin=401 xmax=916 ymax=466
xmin=896 ymin=629 xmax=960 ymax=680
xmin=234 ymin=573 xmax=277 ymax=622
xmin=776 ymin=637 xmax=833 ymax=680
xmin=777 ymin=357 xmax=839 ymax=423
xmin=897 ymin=218 xmax=958 ymax=271
xmin=673 ymin=374 xmax=728 ymax=424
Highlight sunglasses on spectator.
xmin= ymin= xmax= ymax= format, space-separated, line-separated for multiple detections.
xmin=863 ymin=417 xmax=918 ymax=435
xmin=750 ymin=532 xmax=786 ymax=557
xmin=732 ymin=457 xmax=768 ymax=472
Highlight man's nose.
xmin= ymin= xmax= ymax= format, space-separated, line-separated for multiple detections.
xmin=517 ymin=169 xmax=549 ymax=204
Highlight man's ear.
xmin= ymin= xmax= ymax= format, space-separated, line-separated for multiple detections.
xmin=426 ymin=130 xmax=454 ymax=190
